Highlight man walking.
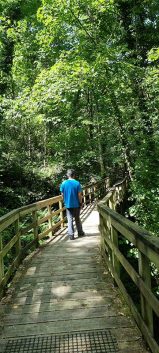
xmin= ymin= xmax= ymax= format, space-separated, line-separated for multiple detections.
xmin=60 ymin=169 xmax=85 ymax=240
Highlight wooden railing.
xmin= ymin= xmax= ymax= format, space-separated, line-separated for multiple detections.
xmin=0 ymin=178 xmax=109 ymax=295
xmin=98 ymin=179 xmax=159 ymax=353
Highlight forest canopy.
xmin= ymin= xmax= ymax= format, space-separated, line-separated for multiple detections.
xmin=0 ymin=0 xmax=159 ymax=234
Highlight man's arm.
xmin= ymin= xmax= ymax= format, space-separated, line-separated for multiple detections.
xmin=60 ymin=183 xmax=64 ymax=200
xmin=78 ymin=192 xmax=82 ymax=206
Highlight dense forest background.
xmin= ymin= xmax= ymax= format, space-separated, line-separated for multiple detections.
xmin=0 ymin=0 xmax=159 ymax=235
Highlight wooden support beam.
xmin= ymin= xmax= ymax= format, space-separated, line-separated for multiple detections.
xmin=111 ymin=225 xmax=120 ymax=280
xmin=15 ymin=217 xmax=21 ymax=259
xmin=89 ymin=186 xmax=93 ymax=202
xmin=59 ymin=200 xmax=64 ymax=228
xmin=47 ymin=205 xmax=53 ymax=237
xmin=83 ymin=189 xmax=86 ymax=206
xmin=138 ymin=252 xmax=154 ymax=336
xmin=32 ymin=211 xmax=39 ymax=247
xmin=0 ymin=234 xmax=4 ymax=285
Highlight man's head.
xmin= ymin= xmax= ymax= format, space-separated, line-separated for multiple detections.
xmin=67 ymin=169 xmax=75 ymax=179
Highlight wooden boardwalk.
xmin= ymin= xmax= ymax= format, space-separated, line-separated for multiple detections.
xmin=0 ymin=205 xmax=149 ymax=353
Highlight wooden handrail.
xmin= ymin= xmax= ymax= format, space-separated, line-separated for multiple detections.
xmin=0 ymin=178 xmax=108 ymax=295
xmin=98 ymin=178 xmax=159 ymax=353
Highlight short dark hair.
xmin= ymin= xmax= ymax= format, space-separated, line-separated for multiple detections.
xmin=67 ymin=169 xmax=75 ymax=178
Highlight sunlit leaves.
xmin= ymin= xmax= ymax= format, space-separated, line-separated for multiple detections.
xmin=0 ymin=0 xmax=159 ymax=235
xmin=148 ymin=48 xmax=159 ymax=62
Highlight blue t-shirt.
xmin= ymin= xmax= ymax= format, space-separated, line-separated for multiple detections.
xmin=60 ymin=179 xmax=82 ymax=208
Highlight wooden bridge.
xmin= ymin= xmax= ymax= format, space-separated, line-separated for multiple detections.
xmin=0 ymin=179 xmax=159 ymax=353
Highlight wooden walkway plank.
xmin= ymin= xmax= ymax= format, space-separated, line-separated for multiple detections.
xmin=0 ymin=206 xmax=149 ymax=353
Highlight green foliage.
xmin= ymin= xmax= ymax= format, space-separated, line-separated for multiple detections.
xmin=0 ymin=0 xmax=159 ymax=237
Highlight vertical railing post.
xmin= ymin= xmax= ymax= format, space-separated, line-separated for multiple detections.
xmin=138 ymin=252 xmax=153 ymax=335
xmin=99 ymin=181 xmax=102 ymax=200
xmin=15 ymin=216 xmax=21 ymax=259
xmin=95 ymin=184 xmax=99 ymax=201
xmin=108 ymin=193 xmax=117 ymax=272
xmin=108 ymin=194 xmax=115 ymax=211
xmin=89 ymin=187 xmax=91 ymax=203
xmin=110 ymin=225 xmax=120 ymax=280
xmin=47 ymin=204 xmax=53 ymax=236
xmin=118 ymin=186 xmax=122 ymax=203
xmin=59 ymin=199 xmax=64 ymax=228
xmin=99 ymin=213 xmax=104 ymax=254
xmin=105 ymin=177 xmax=110 ymax=190
xmin=32 ymin=210 xmax=39 ymax=246
xmin=105 ymin=211 xmax=112 ymax=265
xmin=0 ymin=235 xmax=4 ymax=286
xmin=83 ymin=189 xmax=86 ymax=206
xmin=94 ymin=184 xmax=97 ymax=201
xmin=99 ymin=213 xmax=109 ymax=257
